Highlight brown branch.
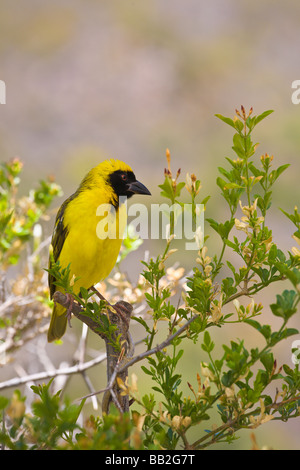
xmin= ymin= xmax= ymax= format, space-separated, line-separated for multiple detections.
xmin=53 ymin=290 xmax=133 ymax=414
xmin=191 ymin=393 xmax=300 ymax=450
xmin=0 ymin=352 xmax=107 ymax=391
xmin=53 ymin=292 xmax=200 ymax=413
xmin=53 ymin=291 xmax=102 ymax=336
xmin=80 ymin=314 xmax=200 ymax=409
xmin=118 ymin=313 xmax=199 ymax=375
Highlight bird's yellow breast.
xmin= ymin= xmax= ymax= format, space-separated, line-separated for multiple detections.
xmin=58 ymin=188 xmax=127 ymax=293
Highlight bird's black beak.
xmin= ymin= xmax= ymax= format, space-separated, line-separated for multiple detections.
xmin=127 ymin=180 xmax=151 ymax=196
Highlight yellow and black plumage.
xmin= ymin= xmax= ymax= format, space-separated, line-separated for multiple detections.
xmin=47 ymin=159 xmax=150 ymax=342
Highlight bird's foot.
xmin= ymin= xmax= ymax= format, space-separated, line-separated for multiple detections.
xmin=64 ymin=292 xmax=74 ymax=328
xmin=111 ymin=301 xmax=133 ymax=325
xmin=90 ymin=286 xmax=132 ymax=325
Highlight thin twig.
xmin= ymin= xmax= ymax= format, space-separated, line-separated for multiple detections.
xmin=118 ymin=313 xmax=199 ymax=375
xmin=191 ymin=393 xmax=300 ymax=449
xmin=80 ymin=313 xmax=199 ymax=403
xmin=101 ymin=348 xmax=125 ymax=414
xmin=0 ymin=352 xmax=107 ymax=391
xmin=0 ymin=294 xmax=35 ymax=315
xmin=109 ymin=389 xmax=124 ymax=413
xmin=81 ymin=371 xmax=100 ymax=410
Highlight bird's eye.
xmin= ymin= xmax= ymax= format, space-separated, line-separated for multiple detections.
xmin=121 ymin=174 xmax=127 ymax=181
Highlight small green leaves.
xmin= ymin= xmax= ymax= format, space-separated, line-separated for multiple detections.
xmin=270 ymin=290 xmax=297 ymax=320
xmin=117 ymin=224 xmax=143 ymax=264
xmin=244 ymin=318 xmax=272 ymax=341
xmin=32 ymin=178 xmax=62 ymax=208
xmin=46 ymin=260 xmax=76 ymax=296
xmin=0 ymin=396 xmax=9 ymax=411
xmin=201 ymin=331 xmax=215 ymax=353
xmin=221 ymin=276 xmax=237 ymax=299
xmin=252 ymin=109 xmax=274 ymax=126
xmin=0 ymin=159 xmax=62 ymax=266
xmin=214 ymin=114 xmax=236 ymax=129
xmin=215 ymin=109 xmax=273 ymax=135
xmin=232 ymin=132 xmax=248 ymax=159
xmin=159 ymin=176 xmax=186 ymax=201
xmin=280 ymin=206 xmax=300 ymax=238
xmin=0 ymin=382 xmax=86 ymax=450
xmin=206 ymin=218 xmax=235 ymax=240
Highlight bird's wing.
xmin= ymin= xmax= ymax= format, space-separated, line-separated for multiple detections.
xmin=48 ymin=194 xmax=76 ymax=298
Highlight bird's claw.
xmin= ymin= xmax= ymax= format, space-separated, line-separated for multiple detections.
xmin=91 ymin=286 xmax=132 ymax=324
xmin=65 ymin=292 xmax=74 ymax=328
xmin=111 ymin=301 xmax=132 ymax=324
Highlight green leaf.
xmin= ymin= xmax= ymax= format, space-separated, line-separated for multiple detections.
xmin=280 ymin=208 xmax=300 ymax=228
xmin=0 ymin=210 xmax=13 ymax=232
xmin=282 ymin=328 xmax=299 ymax=339
xmin=274 ymin=164 xmax=290 ymax=180
xmin=260 ymin=352 xmax=274 ymax=373
xmin=201 ymin=331 xmax=215 ymax=353
xmin=253 ymin=110 xmax=274 ymax=126
xmin=232 ymin=133 xmax=246 ymax=159
xmin=269 ymin=328 xmax=298 ymax=346
xmin=245 ymin=319 xmax=272 ymax=340
xmin=175 ymin=181 xmax=186 ymax=198
xmin=270 ymin=290 xmax=297 ymax=320
xmin=206 ymin=218 xmax=234 ymax=240
xmin=79 ymin=287 xmax=89 ymax=300
xmin=216 ymin=176 xmax=228 ymax=193
xmin=253 ymin=369 xmax=269 ymax=390
xmin=234 ymin=119 xmax=244 ymax=133
xmin=268 ymin=244 xmax=278 ymax=263
xmin=215 ymin=114 xmax=236 ymax=129
xmin=141 ymin=366 xmax=154 ymax=376
xmin=246 ymin=116 xmax=256 ymax=131
xmin=221 ymin=370 xmax=236 ymax=387
xmin=221 ymin=277 xmax=237 ymax=298
xmin=218 ymin=167 xmax=232 ymax=181
xmin=223 ymin=182 xmax=243 ymax=190
xmin=158 ymin=177 xmax=174 ymax=201
xmin=0 ymin=396 xmax=9 ymax=410
xmin=132 ymin=316 xmax=152 ymax=334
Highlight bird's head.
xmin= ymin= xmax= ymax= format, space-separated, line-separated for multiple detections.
xmin=109 ymin=168 xmax=151 ymax=199
xmin=82 ymin=159 xmax=151 ymax=207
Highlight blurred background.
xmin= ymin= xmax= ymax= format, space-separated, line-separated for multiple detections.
xmin=0 ymin=0 xmax=299 ymax=449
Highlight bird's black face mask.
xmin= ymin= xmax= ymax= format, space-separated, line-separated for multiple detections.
xmin=109 ymin=170 xmax=151 ymax=202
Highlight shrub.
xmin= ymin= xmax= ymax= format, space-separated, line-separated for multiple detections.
xmin=0 ymin=107 xmax=299 ymax=450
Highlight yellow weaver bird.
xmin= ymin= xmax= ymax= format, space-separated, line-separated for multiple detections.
xmin=47 ymin=159 xmax=150 ymax=342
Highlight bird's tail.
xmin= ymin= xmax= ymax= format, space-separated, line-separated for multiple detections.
xmin=47 ymin=303 xmax=67 ymax=342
